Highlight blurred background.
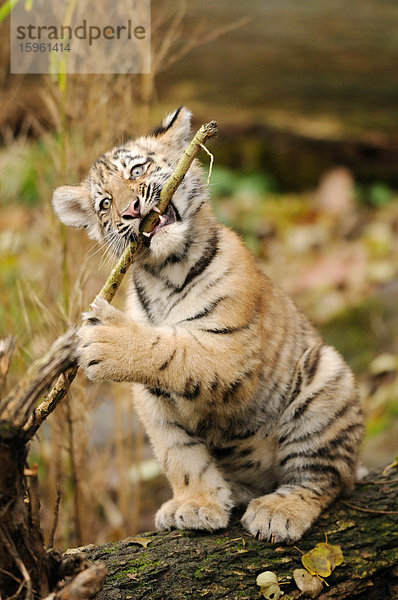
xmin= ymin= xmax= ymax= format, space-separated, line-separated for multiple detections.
xmin=1 ymin=0 xmax=398 ymax=547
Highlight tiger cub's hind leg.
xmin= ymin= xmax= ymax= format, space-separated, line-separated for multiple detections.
xmin=242 ymin=344 xmax=363 ymax=543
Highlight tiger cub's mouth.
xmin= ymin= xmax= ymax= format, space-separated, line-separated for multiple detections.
xmin=145 ymin=202 xmax=180 ymax=238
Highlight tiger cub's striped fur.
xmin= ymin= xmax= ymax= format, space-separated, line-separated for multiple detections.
xmin=53 ymin=107 xmax=363 ymax=542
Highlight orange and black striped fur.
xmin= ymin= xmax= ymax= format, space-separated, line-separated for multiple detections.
xmin=53 ymin=107 xmax=363 ymax=542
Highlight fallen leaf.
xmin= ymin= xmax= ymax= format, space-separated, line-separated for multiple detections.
xmin=293 ymin=568 xmax=323 ymax=598
xmin=301 ymin=542 xmax=343 ymax=578
xmin=125 ymin=537 xmax=152 ymax=548
xmin=64 ymin=544 xmax=95 ymax=554
xmin=256 ymin=571 xmax=284 ymax=599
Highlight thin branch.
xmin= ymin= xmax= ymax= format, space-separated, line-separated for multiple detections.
xmin=342 ymin=501 xmax=398 ymax=515
xmin=0 ymin=328 xmax=78 ymax=431
xmin=48 ymin=482 xmax=62 ymax=549
xmin=66 ymin=395 xmax=83 ymax=546
xmin=0 ymin=525 xmax=32 ymax=600
xmin=22 ymin=366 xmax=77 ymax=441
xmin=7 ymin=579 xmax=26 ymax=600
xmin=358 ymin=478 xmax=398 ymax=486
xmin=0 ymin=568 xmax=22 ymax=585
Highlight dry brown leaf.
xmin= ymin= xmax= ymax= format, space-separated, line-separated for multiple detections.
xmin=125 ymin=536 xmax=152 ymax=548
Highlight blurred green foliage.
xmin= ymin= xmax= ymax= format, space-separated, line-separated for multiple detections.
xmin=210 ymin=166 xmax=277 ymax=200
xmin=357 ymin=182 xmax=394 ymax=208
xmin=319 ymin=299 xmax=391 ymax=376
xmin=0 ymin=140 xmax=51 ymax=207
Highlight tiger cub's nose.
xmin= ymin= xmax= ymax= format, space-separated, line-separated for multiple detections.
xmin=121 ymin=199 xmax=141 ymax=220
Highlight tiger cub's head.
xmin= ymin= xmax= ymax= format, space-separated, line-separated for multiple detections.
xmin=52 ymin=107 xmax=208 ymax=263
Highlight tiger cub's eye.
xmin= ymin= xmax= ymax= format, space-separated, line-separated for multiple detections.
xmin=130 ymin=164 xmax=146 ymax=179
xmin=99 ymin=198 xmax=112 ymax=210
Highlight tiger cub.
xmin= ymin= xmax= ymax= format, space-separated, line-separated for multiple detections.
xmin=52 ymin=107 xmax=363 ymax=543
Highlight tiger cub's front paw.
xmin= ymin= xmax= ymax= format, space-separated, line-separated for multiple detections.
xmin=78 ymin=297 xmax=134 ymax=382
xmin=155 ymin=498 xmax=230 ymax=532
xmin=155 ymin=499 xmax=181 ymax=530
xmin=242 ymin=491 xmax=319 ymax=544
xmin=176 ymin=499 xmax=229 ymax=531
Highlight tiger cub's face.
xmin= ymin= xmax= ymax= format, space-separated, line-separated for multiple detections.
xmin=52 ymin=107 xmax=207 ymax=263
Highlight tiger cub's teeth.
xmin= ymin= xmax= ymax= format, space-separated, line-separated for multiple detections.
xmin=142 ymin=231 xmax=151 ymax=238
xmin=159 ymin=215 xmax=166 ymax=224
xmin=153 ymin=206 xmax=161 ymax=214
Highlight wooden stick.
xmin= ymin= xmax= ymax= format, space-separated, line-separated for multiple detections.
xmin=22 ymin=366 xmax=77 ymax=440
xmin=0 ymin=328 xmax=78 ymax=433
xmin=22 ymin=120 xmax=218 ymax=441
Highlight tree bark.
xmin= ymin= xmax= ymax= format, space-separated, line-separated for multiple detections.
xmin=83 ymin=469 xmax=398 ymax=600
xmin=42 ymin=564 xmax=108 ymax=600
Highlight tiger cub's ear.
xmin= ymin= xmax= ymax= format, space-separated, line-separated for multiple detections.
xmin=152 ymin=106 xmax=192 ymax=150
xmin=52 ymin=183 xmax=94 ymax=229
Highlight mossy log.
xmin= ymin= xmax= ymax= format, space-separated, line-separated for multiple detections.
xmin=84 ymin=469 xmax=398 ymax=600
